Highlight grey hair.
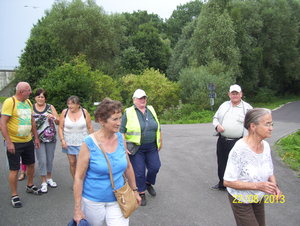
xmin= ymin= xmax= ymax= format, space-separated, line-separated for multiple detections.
xmin=67 ymin=96 xmax=80 ymax=106
xmin=244 ymin=108 xmax=271 ymax=129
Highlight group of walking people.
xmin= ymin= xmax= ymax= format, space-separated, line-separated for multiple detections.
xmin=1 ymin=81 xmax=283 ymax=226
xmin=0 ymin=82 xmax=162 ymax=226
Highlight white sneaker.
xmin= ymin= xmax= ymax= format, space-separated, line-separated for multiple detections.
xmin=41 ymin=182 xmax=48 ymax=193
xmin=46 ymin=178 xmax=57 ymax=188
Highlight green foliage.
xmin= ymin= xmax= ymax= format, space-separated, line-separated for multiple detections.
xmin=247 ymin=87 xmax=275 ymax=103
xmin=131 ymin=22 xmax=171 ymax=73
xmin=35 ymin=55 xmax=93 ymax=112
xmin=91 ymin=71 xmax=122 ymax=103
xmin=252 ymin=95 xmax=300 ymax=109
xmin=275 ymin=129 xmax=300 ymax=175
xmin=120 ymin=68 xmax=180 ymax=115
xmin=166 ymin=18 xmax=198 ymax=81
xmin=178 ymin=65 xmax=235 ymax=110
xmin=193 ymin=4 xmax=241 ymax=79
xmin=12 ymin=20 xmax=68 ymax=91
xmin=160 ymin=102 xmax=212 ymax=124
xmin=118 ymin=47 xmax=149 ymax=75
xmin=232 ymin=0 xmax=300 ymax=96
xmin=0 ymin=97 xmax=8 ymax=103
xmin=123 ymin=10 xmax=165 ymax=36
xmin=165 ymin=0 xmax=203 ymax=47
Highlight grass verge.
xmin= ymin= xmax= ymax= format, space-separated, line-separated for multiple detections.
xmin=274 ymin=129 xmax=300 ymax=177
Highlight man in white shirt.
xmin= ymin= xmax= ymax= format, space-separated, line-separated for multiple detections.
xmin=211 ymin=84 xmax=252 ymax=191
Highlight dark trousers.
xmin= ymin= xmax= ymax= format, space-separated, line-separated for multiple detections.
xmin=228 ymin=193 xmax=265 ymax=226
xmin=129 ymin=142 xmax=161 ymax=193
xmin=216 ymin=136 xmax=240 ymax=188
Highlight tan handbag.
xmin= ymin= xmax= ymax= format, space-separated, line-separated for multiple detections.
xmin=94 ymin=134 xmax=139 ymax=218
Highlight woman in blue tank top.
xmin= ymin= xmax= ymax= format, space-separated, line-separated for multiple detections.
xmin=73 ymin=98 xmax=141 ymax=226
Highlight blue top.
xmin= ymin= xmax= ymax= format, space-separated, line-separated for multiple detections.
xmin=82 ymin=132 xmax=127 ymax=202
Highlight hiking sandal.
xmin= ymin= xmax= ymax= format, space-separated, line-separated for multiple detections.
xmin=11 ymin=195 xmax=22 ymax=208
xmin=26 ymin=185 xmax=42 ymax=195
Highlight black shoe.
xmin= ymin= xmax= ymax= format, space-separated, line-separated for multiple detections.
xmin=140 ymin=193 xmax=146 ymax=206
xmin=210 ymin=184 xmax=226 ymax=191
xmin=146 ymin=184 xmax=156 ymax=196
xmin=11 ymin=195 xmax=22 ymax=208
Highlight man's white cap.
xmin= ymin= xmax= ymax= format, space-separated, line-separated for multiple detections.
xmin=229 ymin=84 xmax=242 ymax=93
xmin=133 ymin=89 xmax=147 ymax=98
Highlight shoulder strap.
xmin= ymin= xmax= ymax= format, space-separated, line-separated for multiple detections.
xmin=64 ymin=108 xmax=69 ymax=118
xmin=93 ymin=133 xmax=116 ymax=189
xmin=64 ymin=108 xmax=86 ymax=118
xmin=82 ymin=108 xmax=86 ymax=118
xmin=12 ymin=96 xmax=15 ymax=110
xmin=11 ymin=96 xmax=32 ymax=110
xmin=26 ymin=99 xmax=32 ymax=108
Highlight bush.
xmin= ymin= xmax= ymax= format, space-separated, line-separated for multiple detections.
xmin=91 ymin=71 xmax=122 ymax=103
xmin=120 ymin=68 xmax=180 ymax=115
xmin=160 ymin=102 xmax=212 ymax=124
xmin=248 ymin=87 xmax=276 ymax=103
xmin=36 ymin=55 xmax=93 ymax=113
xmin=178 ymin=65 xmax=235 ymax=110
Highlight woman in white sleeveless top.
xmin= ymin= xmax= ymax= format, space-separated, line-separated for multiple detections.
xmin=58 ymin=96 xmax=94 ymax=185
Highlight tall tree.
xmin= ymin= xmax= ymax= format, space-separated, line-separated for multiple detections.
xmin=131 ymin=22 xmax=171 ymax=73
xmin=13 ymin=20 xmax=69 ymax=89
xmin=165 ymin=0 xmax=203 ymax=47
xmin=14 ymin=0 xmax=127 ymax=91
xmin=123 ymin=10 xmax=165 ymax=37
xmin=193 ymin=1 xmax=241 ymax=79
xmin=166 ymin=18 xmax=198 ymax=81
xmin=44 ymin=0 xmax=126 ymax=72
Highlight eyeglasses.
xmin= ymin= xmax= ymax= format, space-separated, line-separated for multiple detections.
xmin=138 ymin=96 xmax=147 ymax=100
xmin=22 ymin=89 xmax=31 ymax=92
xmin=260 ymin=122 xmax=274 ymax=128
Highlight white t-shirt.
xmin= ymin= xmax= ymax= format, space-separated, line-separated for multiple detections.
xmin=221 ymin=103 xmax=244 ymax=138
xmin=224 ymin=139 xmax=274 ymax=204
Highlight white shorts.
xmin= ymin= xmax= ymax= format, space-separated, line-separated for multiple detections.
xmin=82 ymin=197 xmax=129 ymax=226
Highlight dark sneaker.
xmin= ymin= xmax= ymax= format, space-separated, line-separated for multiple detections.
xmin=11 ymin=195 xmax=22 ymax=208
xmin=140 ymin=193 xmax=146 ymax=206
xmin=146 ymin=184 xmax=156 ymax=196
xmin=26 ymin=185 xmax=42 ymax=195
xmin=210 ymin=184 xmax=226 ymax=191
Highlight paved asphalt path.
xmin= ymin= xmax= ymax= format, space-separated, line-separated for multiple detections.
xmin=0 ymin=101 xmax=300 ymax=226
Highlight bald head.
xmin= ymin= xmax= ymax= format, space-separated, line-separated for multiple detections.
xmin=15 ymin=82 xmax=32 ymax=101
xmin=16 ymin=82 xmax=30 ymax=92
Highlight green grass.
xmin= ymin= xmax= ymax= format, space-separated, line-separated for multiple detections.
xmin=274 ymin=130 xmax=300 ymax=177
xmin=251 ymin=95 xmax=300 ymax=110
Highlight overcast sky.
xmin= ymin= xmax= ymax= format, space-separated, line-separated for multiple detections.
xmin=0 ymin=0 xmax=192 ymax=70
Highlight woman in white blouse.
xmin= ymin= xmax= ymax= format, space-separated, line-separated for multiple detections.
xmin=58 ymin=96 xmax=94 ymax=183
xmin=224 ymin=108 xmax=282 ymax=226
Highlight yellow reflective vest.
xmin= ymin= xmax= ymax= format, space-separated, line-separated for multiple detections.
xmin=125 ymin=105 xmax=161 ymax=149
